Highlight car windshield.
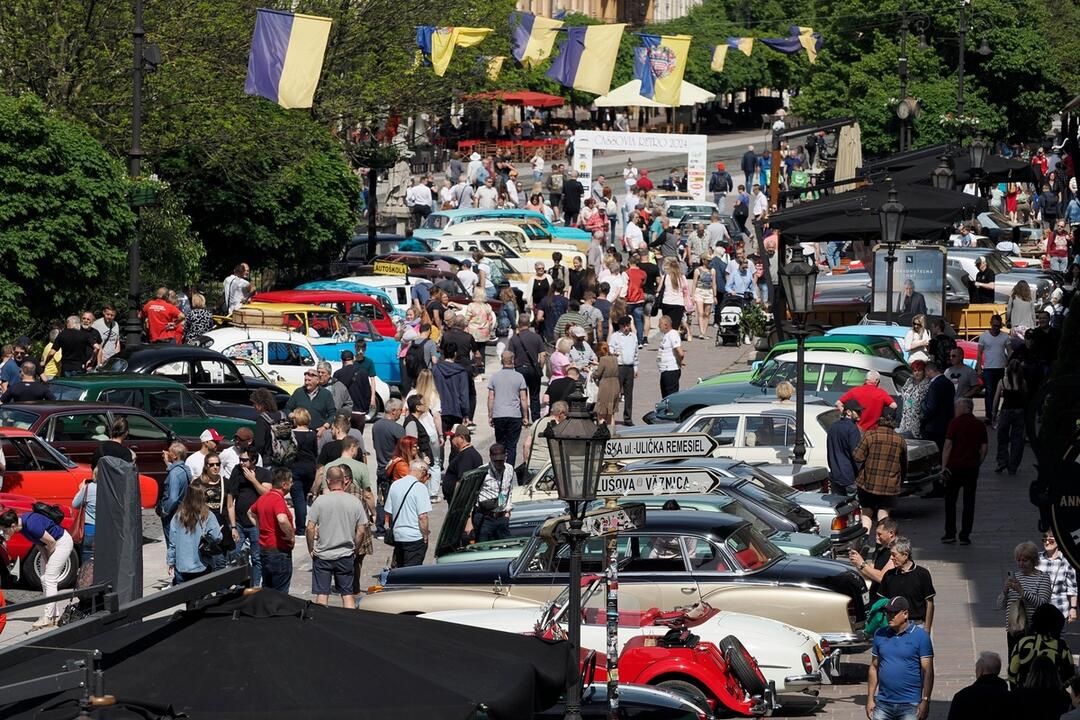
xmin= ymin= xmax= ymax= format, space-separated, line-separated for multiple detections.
xmin=735 ymin=480 xmax=804 ymax=518
xmin=47 ymin=383 xmax=87 ymax=401
xmin=0 ymin=408 xmax=38 ymax=430
xmin=984 ymin=209 xmax=1013 ymax=228
xmin=666 ymin=204 xmax=713 ymax=219
xmin=983 ymin=252 xmax=1012 ymax=275
xmin=725 ymin=524 xmax=784 ymax=571
xmin=727 ymin=462 xmax=799 ymax=498
xmin=102 ymin=357 xmax=128 ymax=372
xmin=422 ymin=214 xmax=448 ymax=230
xmin=720 ymin=498 xmax=776 ymax=536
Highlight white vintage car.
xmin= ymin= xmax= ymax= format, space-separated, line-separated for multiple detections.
xmin=421 ymin=577 xmax=838 ymax=693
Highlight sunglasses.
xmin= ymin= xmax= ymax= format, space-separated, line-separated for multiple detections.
xmin=206 ymin=462 xmax=221 ymax=468
xmin=239 ymin=458 xmax=254 ymax=464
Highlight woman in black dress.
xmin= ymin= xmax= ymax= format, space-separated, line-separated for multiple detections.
xmin=290 ymin=407 xmax=319 ymax=533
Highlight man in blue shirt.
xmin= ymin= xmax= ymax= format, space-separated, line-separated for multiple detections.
xmin=868 ymin=596 xmax=934 ymax=720
xmin=725 ymin=257 xmax=760 ymax=302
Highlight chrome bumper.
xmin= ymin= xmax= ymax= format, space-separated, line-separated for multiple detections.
xmin=783 ymin=672 xmax=822 ymax=691
xmin=820 ymin=631 xmax=872 ymax=653
xmin=750 ymin=681 xmax=779 ymax=717
xmin=820 ymin=648 xmax=843 ymax=684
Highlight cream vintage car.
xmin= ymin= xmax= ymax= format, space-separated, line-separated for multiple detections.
xmin=361 ymin=509 xmax=870 ymax=652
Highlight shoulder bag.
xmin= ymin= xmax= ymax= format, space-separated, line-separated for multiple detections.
xmin=384 ymin=481 xmax=420 ymax=547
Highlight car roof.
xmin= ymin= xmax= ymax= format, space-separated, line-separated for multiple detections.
xmin=773 ymin=334 xmax=891 ymax=347
xmin=827 ymin=325 xmax=907 ymax=339
xmin=773 ymin=350 xmax=903 ymax=371
xmin=435 ymin=208 xmax=545 ymax=220
xmin=203 ymin=326 xmax=308 ymax=340
xmin=117 ymin=344 xmax=230 ymax=361
xmin=689 ymin=400 xmax=837 ymax=416
xmin=1 ymin=400 xmax=160 ymax=414
xmin=443 ymin=222 xmax=524 ymax=235
xmin=242 ymin=302 xmax=340 ymax=314
xmin=252 ymin=290 xmax=380 ymax=304
xmin=339 ymin=275 xmax=408 ymax=288
xmin=664 ymin=199 xmax=716 ymax=206
xmin=48 ymin=373 xmax=188 ymax=388
xmin=634 ymin=510 xmax=746 ymax=534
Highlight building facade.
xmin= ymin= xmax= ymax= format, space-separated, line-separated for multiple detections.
xmin=515 ymin=0 xmax=701 ymax=24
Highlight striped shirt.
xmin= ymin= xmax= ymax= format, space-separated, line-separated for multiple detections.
xmin=999 ymin=570 xmax=1051 ymax=629
xmin=1038 ymin=552 xmax=1078 ymax=619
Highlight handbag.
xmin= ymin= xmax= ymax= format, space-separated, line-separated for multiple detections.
xmin=1007 ymin=593 xmax=1028 ymax=634
xmin=384 ymin=481 xmax=420 ymax=547
xmin=70 ymin=503 xmax=87 ymax=544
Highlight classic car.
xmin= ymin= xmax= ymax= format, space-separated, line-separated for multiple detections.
xmin=364 ymin=509 xmax=870 ymax=651
xmin=698 ymin=334 xmax=906 ymax=386
xmin=434 ymin=228 xmax=586 ymax=277
xmin=536 ymin=682 xmax=712 ymax=720
xmin=442 ymin=220 xmax=586 ymax=255
xmin=424 ymin=575 xmax=833 ymax=695
xmin=329 ymin=233 xmax=431 ymax=274
xmin=647 ymin=352 xmax=912 ymax=424
xmin=199 ymin=325 xmax=393 ymax=406
xmin=47 ymin=374 xmax=253 ymax=439
xmin=295 ymin=280 xmax=403 ymax=320
xmin=413 ymin=208 xmax=590 ymax=243
xmin=0 ymin=429 xmax=158 ymax=510
xmin=0 ymin=491 xmax=79 ymax=589
xmin=251 ymin=289 xmax=397 ymax=337
xmin=0 ymin=403 xmax=197 ymax=487
xmin=372 ymin=252 xmax=530 ymax=302
xmin=632 ymin=400 xmax=942 ymax=495
xmin=662 ymin=199 xmax=719 ymax=222
xmin=101 ymin=344 xmax=290 ymax=413
xmin=825 ymin=324 xmax=978 ymax=367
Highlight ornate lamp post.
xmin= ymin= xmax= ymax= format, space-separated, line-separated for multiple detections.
xmin=779 ymin=245 xmax=818 ymax=465
xmin=968 ymin=137 xmax=989 ymax=196
xmin=930 ymin=154 xmax=956 ymax=191
xmin=878 ymin=186 xmax=908 ymax=326
xmin=544 ymin=386 xmax=610 ymax=720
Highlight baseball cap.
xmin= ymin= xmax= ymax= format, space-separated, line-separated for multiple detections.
xmin=234 ymin=427 xmax=254 ymax=442
xmin=570 ymin=326 xmax=587 ymax=338
xmin=462 ymin=259 xmax=473 ymax=267
xmin=340 ymin=350 xmax=354 ymax=360
xmin=842 ymin=399 xmax=864 ymax=413
xmin=884 ymin=596 xmax=910 ymax=614
xmin=200 ymin=428 xmax=224 ymax=443
xmin=449 ymin=424 xmax=471 ymax=441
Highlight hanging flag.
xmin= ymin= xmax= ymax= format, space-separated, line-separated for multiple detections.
xmin=546 ymin=24 xmax=625 ymax=96
xmin=710 ymin=44 xmax=729 ymax=72
xmin=244 ymin=9 xmax=332 ymax=109
xmin=728 ymin=37 xmax=754 ymax=56
xmin=486 ymin=56 xmax=506 ymax=80
xmin=415 ymin=26 xmax=492 ymax=77
xmin=758 ymin=27 xmax=823 ymax=62
xmin=553 ymin=8 xmax=568 ymax=20
xmin=633 ymin=34 xmax=692 ymax=106
xmin=795 ymin=26 xmax=823 ymax=63
xmin=510 ymin=12 xmax=564 ymax=68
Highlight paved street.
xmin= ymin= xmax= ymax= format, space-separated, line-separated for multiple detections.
xmin=0 ymin=326 xmax=1056 ymax=720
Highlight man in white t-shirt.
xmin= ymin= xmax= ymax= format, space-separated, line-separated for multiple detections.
xmin=186 ymin=428 xmax=223 ymax=477
xmin=92 ymin=305 xmax=122 ymax=364
xmin=976 ymin=315 xmax=1011 ymax=423
xmin=623 ymin=212 xmax=645 ymax=253
xmin=657 ymin=315 xmax=685 ymax=399
xmin=475 ymin=176 xmax=498 ymax=209
xmin=456 ymin=260 xmax=479 ymax=296
xmin=224 ymin=264 xmax=253 ymax=314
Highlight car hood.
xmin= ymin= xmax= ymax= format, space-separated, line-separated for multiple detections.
xmin=905 ymin=438 xmax=939 ymax=460
xmin=437 ymin=465 xmax=488 ymax=557
xmin=616 ymin=422 xmax=679 ymax=437
xmin=768 ymin=556 xmax=866 ymax=615
xmin=698 ymin=369 xmax=755 ymax=386
xmin=385 ymin=557 xmax=515 ymax=586
xmin=422 ymin=606 xmax=543 ymax=632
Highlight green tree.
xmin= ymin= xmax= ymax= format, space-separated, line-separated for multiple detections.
xmin=0 ymin=93 xmax=132 ymax=337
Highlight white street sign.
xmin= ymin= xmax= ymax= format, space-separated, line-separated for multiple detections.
xmin=581 ymin=503 xmax=647 ymax=537
xmin=598 ymin=469 xmax=719 ymax=497
xmin=604 ymin=433 xmax=719 ymax=461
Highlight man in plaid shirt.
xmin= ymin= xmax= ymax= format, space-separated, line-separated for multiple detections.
xmin=1039 ymin=530 xmax=1078 ymax=625
xmin=853 ymin=407 xmax=907 ymax=537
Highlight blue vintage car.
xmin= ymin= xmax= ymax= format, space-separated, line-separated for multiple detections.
xmin=413 ymin=208 xmax=590 ymax=243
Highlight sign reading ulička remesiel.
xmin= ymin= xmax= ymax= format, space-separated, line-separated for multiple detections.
xmin=603 ymin=433 xmax=719 ymax=460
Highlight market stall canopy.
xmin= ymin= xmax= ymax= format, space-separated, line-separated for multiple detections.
xmin=593 ymin=78 xmax=716 ymax=108
xmin=0 ymin=589 xmax=571 ymax=720
xmin=466 ymin=90 xmax=566 ymax=107
xmin=862 ymin=144 xmax=1037 ymax=185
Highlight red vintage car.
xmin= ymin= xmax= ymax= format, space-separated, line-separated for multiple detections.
xmin=0 ymin=492 xmax=78 ymax=589
xmin=0 ymin=428 xmax=158 ymax=509
xmin=251 ymin=289 xmax=397 ymax=337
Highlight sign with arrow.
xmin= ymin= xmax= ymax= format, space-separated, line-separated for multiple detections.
xmin=597 ymin=469 xmax=719 ymax=497
xmin=603 ymin=433 xmax=719 ymax=461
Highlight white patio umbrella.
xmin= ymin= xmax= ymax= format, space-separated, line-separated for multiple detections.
xmin=593 ymin=78 xmax=716 ymax=108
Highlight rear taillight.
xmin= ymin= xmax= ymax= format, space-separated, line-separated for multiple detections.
xmin=802 ymin=653 xmax=813 ymax=673
xmin=832 ymin=514 xmax=848 ymax=531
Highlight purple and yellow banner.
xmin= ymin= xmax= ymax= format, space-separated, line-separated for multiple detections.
xmin=510 ymin=12 xmax=564 ymax=69
xmin=244 ymin=9 xmax=332 ymax=109
xmin=546 ymin=24 xmax=625 ymax=96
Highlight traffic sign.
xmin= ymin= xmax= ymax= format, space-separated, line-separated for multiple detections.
xmin=597 ymin=469 xmax=719 ymax=497
xmin=604 ymin=433 xmax=719 ymax=461
xmin=581 ymin=503 xmax=646 ymax=537
xmin=373 ymin=260 xmax=409 ymax=276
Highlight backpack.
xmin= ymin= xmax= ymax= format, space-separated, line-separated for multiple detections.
xmin=405 ymin=342 xmax=427 ymax=380
xmin=864 ymin=597 xmax=890 ymax=636
xmin=261 ymin=411 xmax=296 ymax=466
xmin=1050 ymin=304 xmax=1066 ymax=330
xmin=31 ymin=502 xmax=65 ymax=526
xmin=495 ymin=306 xmax=513 ymax=338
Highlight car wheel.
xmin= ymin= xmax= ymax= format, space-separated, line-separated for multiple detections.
xmin=22 ymin=546 xmax=80 ymax=591
xmin=655 ymin=679 xmax=710 ymax=710
xmin=366 ymin=394 xmax=384 ymax=423
xmin=719 ymin=635 xmax=768 ymax=697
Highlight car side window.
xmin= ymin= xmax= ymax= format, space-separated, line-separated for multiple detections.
xmin=25 ymin=438 xmax=64 ymax=471
xmin=0 ymin=438 xmax=31 ymax=471
xmin=744 ymin=416 xmax=798 ymax=448
xmin=622 ymin=535 xmax=688 ymax=573
xmin=121 ymin=413 xmax=168 ymax=441
xmin=52 ymin=412 xmax=111 ymax=442
xmin=148 ymin=389 xmax=189 ymax=417
xmin=99 ymin=388 xmax=143 ymax=409
xmin=821 ymin=363 xmax=868 ymax=391
xmin=222 ymin=341 xmax=265 ymax=366
xmin=685 ymin=539 xmax=731 ymax=572
xmin=268 ymin=342 xmax=315 ymax=367
xmin=151 ymin=360 xmax=190 ymax=382
xmin=195 ymin=360 xmax=240 ymax=385
xmin=686 ymin=415 xmax=739 ymax=446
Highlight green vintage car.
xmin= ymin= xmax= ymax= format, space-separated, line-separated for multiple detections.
xmin=47 ymin=374 xmax=254 ymax=439
xmin=697 ymin=334 xmax=905 ymax=387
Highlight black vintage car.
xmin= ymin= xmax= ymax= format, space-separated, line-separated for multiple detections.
xmin=101 ymin=345 xmax=290 ymax=419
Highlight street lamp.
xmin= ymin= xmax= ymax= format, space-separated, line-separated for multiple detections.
xmin=544 ymin=386 xmax=610 ymax=720
xmin=878 ymin=186 xmax=907 ymax=326
xmin=779 ymin=245 xmax=817 ymax=466
xmin=931 ymin=154 xmax=956 ymax=191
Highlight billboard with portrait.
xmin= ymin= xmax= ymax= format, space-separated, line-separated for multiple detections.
xmin=871 ymin=245 xmax=946 ymax=318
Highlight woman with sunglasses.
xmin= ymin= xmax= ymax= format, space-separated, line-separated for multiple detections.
xmin=904 ymin=314 xmax=931 ymax=363
xmin=1038 ymin=530 xmax=1078 ymax=626
xmin=386 ymin=436 xmax=419 ymax=483
xmin=193 ymin=452 xmax=231 ymax=569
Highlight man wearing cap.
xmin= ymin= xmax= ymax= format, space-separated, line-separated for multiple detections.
xmin=219 ymin=426 xmax=263 ymax=480
xmin=836 ymin=371 xmax=898 ymax=432
xmin=285 ymin=368 xmax=336 ymax=436
xmin=334 ymin=345 xmax=377 ymax=425
xmin=867 ymin=595 xmax=934 ymax=720
xmin=469 ymin=444 xmax=516 ymax=542
xmin=609 ymin=316 xmax=639 ymax=425
xmin=853 ymin=408 xmax=907 ymax=536
xmin=443 ymin=424 xmax=483 ymax=502
xmin=567 ymin=326 xmax=597 ymax=375
xmin=487 ymin=352 xmax=529 ymax=466
xmin=827 ymin=400 xmax=863 ymax=497
xmin=186 ymin=428 xmax=223 ymax=477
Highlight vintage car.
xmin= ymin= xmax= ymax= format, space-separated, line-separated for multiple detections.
xmin=0 ymin=492 xmax=79 ymax=589
xmin=294 ymin=280 xmax=403 ymax=321
xmin=826 ymin=325 xmax=978 ymax=368
xmin=434 ymin=227 xmax=586 ymax=277
xmin=101 ymin=344 xmax=290 ymax=412
xmin=0 ymin=403 xmax=196 ymax=487
xmin=632 ymin=400 xmax=942 ymax=495
xmin=251 ymin=289 xmax=397 ymax=337
xmin=424 ymin=575 xmax=834 ymax=695
xmin=647 ymin=352 xmax=912 ymax=424
xmin=47 ymin=374 xmax=253 ymax=439
xmin=413 ymin=208 xmax=590 ymax=243
xmin=364 ymin=509 xmax=870 ymax=651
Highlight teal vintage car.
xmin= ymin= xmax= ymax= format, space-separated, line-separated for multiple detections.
xmin=413 ymin=208 xmax=590 ymax=243
xmin=697 ymin=334 xmax=905 ymax=387
xmin=47 ymin=374 xmax=254 ymax=439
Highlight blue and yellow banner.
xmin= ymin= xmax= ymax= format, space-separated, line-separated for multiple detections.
xmin=416 ymin=26 xmax=492 ymax=77
xmin=244 ymin=9 xmax=332 ymax=109
xmin=546 ymin=24 xmax=625 ymax=96
xmin=510 ymin=12 xmax=564 ymax=69
xmin=634 ymin=34 xmax=692 ymax=106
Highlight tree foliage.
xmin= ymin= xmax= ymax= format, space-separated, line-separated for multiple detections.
xmin=0 ymin=93 xmax=132 ymax=337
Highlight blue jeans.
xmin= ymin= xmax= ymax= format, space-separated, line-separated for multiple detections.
xmin=1051 ymin=255 xmax=1068 ymax=272
xmin=232 ymin=524 xmax=262 ymax=586
xmin=872 ymin=700 xmax=919 ymax=720
xmin=289 ymin=479 xmax=307 ymax=534
xmin=492 ymin=417 xmax=523 ymax=466
xmin=629 ymin=303 xmax=645 ymax=345
xmin=826 ymin=241 xmax=844 ymax=269
xmin=260 ymin=550 xmax=293 ymax=593
xmin=79 ymin=524 xmax=95 ymax=563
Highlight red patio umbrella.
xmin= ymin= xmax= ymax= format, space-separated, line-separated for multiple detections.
xmin=466 ymin=90 xmax=565 ymax=108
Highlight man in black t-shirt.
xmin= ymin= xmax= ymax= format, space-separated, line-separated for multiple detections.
xmin=509 ymin=317 xmax=547 ymax=422
xmin=226 ymin=448 xmax=272 ymax=585
xmin=0 ymin=361 xmax=54 ymax=403
xmin=877 ymin=537 xmax=936 ymax=631
xmin=545 ymin=367 xmax=582 ymax=408
xmin=972 ymin=257 xmax=996 ymax=304
xmin=440 ymin=315 xmax=479 ymax=423
xmin=47 ymin=316 xmax=97 ymax=376
xmin=442 ymin=424 xmax=484 ymax=504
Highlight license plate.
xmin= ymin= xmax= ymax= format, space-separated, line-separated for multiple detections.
xmin=814 ymin=644 xmax=824 ymax=662
xmin=862 ymin=591 xmax=870 ymax=607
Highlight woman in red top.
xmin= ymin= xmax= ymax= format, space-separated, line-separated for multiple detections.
xmin=1046 ymin=221 xmax=1071 ymax=273
xmin=386 ymin=436 xmax=419 ymax=482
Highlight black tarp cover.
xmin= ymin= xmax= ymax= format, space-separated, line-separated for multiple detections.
xmin=93 ymin=456 xmax=143 ymax=605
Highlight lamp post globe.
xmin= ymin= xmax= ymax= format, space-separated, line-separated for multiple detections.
xmin=968 ymin=138 xmax=989 ymax=173
xmin=931 ymin=156 xmax=956 ymax=191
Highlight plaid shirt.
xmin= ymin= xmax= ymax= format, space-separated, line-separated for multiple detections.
xmin=853 ymin=426 xmax=907 ymax=496
xmin=1038 ymin=552 xmax=1078 ymax=618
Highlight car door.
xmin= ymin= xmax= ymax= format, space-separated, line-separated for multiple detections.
xmin=111 ymin=411 xmax=173 ymax=480
xmin=683 ymin=414 xmax=740 ymax=449
xmin=266 ymin=340 xmax=317 ymax=385
xmin=192 ymin=358 xmax=249 ymax=405
xmin=739 ymin=414 xmax=805 ymax=463
xmin=146 ymin=386 xmax=205 ymax=437
xmin=44 ymin=411 xmax=113 ymax=467
xmin=0 ymin=436 xmax=82 ymax=506
xmin=619 ymin=533 xmax=700 ymax=609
